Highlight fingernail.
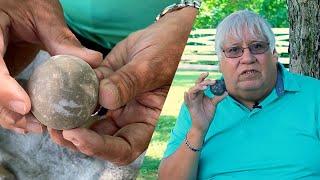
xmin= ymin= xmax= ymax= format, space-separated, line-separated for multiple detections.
xmin=83 ymin=48 xmax=96 ymax=54
xmin=84 ymin=48 xmax=102 ymax=58
xmin=72 ymin=139 xmax=80 ymax=146
xmin=94 ymin=69 xmax=104 ymax=80
xmin=68 ymin=138 xmax=80 ymax=146
xmin=9 ymin=100 xmax=26 ymax=114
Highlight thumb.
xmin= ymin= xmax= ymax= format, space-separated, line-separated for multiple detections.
xmin=0 ymin=12 xmax=30 ymax=115
xmin=0 ymin=57 xmax=30 ymax=115
xmin=99 ymin=62 xmax=151 ymax=109
xmin=211 ymin=91 xmax=228 ymax=105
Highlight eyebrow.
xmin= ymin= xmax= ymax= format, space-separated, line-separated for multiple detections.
xmin=223 ymin=39 xmax=267 ymax=48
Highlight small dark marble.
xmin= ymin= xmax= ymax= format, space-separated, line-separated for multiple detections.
xmin=210 ymin=79 xmax=226 ymax=96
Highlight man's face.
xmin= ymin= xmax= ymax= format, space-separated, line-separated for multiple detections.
xmin=219 ymin=30 xmax=278 ymax=100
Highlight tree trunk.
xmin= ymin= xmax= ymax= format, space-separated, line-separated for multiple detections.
xmin=287 ymin=0 xmax=320 ymax=79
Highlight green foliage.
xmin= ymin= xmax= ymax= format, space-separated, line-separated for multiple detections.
xmin=194 ymin=0 xmax=289 ymax=28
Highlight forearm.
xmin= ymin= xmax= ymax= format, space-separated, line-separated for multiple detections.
xmin=151 ymin=7 xmax=198 ymax=85
xmin=157 ymin=7 xmax=198 ymax=38
xmin=158 ymin=127 xmax=205 ymax=179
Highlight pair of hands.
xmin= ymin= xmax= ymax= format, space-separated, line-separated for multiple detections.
xmin=0 ymin=0 xmax=196 ymax=165
xmin=184 ymin=73 xmax=228 ymax=134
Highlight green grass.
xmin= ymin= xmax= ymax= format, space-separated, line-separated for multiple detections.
xmin=137 ymin=70 xmax=221 ymax=179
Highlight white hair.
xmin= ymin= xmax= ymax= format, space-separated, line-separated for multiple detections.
xmin=215 ymin=10 xmax=275 ymax=59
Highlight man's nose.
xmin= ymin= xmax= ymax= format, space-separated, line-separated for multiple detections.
xmin=240 ymin=48 xmax=256 ymax=64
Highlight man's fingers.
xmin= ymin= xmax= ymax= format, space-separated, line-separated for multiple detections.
xmin=211 ymin=91 xmax=228 ymax=105
xmin=90 ymin=118 xmax=119 ymax=135
xmin=32 ymin=1 xmax=103 ymax=68
xmin=41 ymin=28 xmax=103 ymax=68
xmin=0 ymin=59 xmax=30 ymax=114
xmin=0 ymin=11 xmax=10 ymax=56
xmin=0 ymin=105 xmax=43 ymax=133
xmin=99 ymin=64 xmax=144 ymax=109
xmin=24 ymin=113 xmax=45 ymax=133
xmin=0 ymin=10 xmax=30 ymax=115
xmin=195 ymin=72 xmax=209 ymax=84
xmin=63 ymin=123 xmax=151 ymax=165
xmin=94 ymin=66 xmax=115 ymax=81
xmin=187 ymin=83 xmax=206 ymax=100
xmin=48 ymin=128 xmax=77 ymax=151
xmin=199 ymin=79 xmax=216 ymax=86
xmin=63 ymin=128 xmax=107 ymax=157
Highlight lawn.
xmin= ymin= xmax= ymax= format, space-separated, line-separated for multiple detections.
xmin=137 ymin=69 xmax=221 ymax=179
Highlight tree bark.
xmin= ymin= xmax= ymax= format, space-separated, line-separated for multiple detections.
xmin=287 ymin=0 xmax=320 ymax=79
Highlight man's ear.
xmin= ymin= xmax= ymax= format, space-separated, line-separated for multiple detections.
xmin=272 ymin=49 xmax=278 ymax=63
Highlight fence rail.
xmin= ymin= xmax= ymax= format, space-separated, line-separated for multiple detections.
xmin=179 ymin=28 xmax=289 ymax=71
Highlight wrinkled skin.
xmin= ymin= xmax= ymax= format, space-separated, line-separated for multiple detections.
xmin=0 ymin=0 xmax=196 ymax=165
xmin=220 ymin=32 xmax=278 ymax=108
xmin=49 ymin=8 xmax=197 ymax=164
xmin=0 ymin=0 xmax=102 ymax=134
xmin=184 ymin=72 xmax=228 ymax=133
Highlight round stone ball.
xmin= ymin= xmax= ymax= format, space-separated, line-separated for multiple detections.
xmin=27 ymin=55 xmax=99 ymax=130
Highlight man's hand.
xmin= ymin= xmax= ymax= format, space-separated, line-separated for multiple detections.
xmin=48 ymin=7 xmax=198 ymax=164
xmin=49 ymin=86 xmax=168 ymax=165
xmin=184 ymin=73 xmax=227 ymax=133
xmin=0 ymin=0 xmax=102 ymax=133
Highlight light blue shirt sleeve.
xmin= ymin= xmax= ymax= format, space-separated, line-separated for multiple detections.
xmin=163 ymin=103 xmax=192 ymax=158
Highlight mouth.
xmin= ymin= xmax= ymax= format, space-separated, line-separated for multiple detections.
xmin=240 ymin=69 xmax=259 ymax=75
xmin=239 ymin=69 xmax=260 ymax=80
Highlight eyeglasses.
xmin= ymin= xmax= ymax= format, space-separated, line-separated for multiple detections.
xmin=222 ymin=41 xmax=270 ymax=58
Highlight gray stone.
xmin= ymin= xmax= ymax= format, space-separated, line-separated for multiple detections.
xmin=27 ymin=55 xmax=99 ymax=130
xmin=0 ymin=51 xmax=144 ymax=180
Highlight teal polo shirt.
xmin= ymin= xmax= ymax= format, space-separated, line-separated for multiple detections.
xmin=59 ymin=0 xmax=178 ymax=49
xmin=163 ymin=64 xmax=320 ymax=179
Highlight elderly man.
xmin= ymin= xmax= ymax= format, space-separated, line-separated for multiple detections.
xmin=0 ymin=0 xmax=201 ymax=179
xmin=159 ymin=10 xmax=320 ymax=179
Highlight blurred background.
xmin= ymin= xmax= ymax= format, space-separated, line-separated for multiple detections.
xmin=138 ymin=0 xmax=289 ymax=179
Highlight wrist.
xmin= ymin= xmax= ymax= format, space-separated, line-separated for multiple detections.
xmin=158 ymin=6 xmax=197 ymax=24
xmin=156 ymin=0 xmax=200 ymax=22
xmin=190 ymin=117 xmax=210 ymax=134
xmin=185 ymin=128 xmax=205 ymax=152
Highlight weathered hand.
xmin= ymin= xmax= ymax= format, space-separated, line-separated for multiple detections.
xmin=0 ymin=0 xmax=102 ymax=133
xmin=47 ymin=7 xmax=197 ymax=164
xmin=49 ymin=86 xmax=168 ymax=165
xmin=184 ymin=73 xmax=227 ymax=133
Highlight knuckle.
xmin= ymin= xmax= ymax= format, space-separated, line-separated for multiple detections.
xmin=78 ymin=145 xmax=96 ymax=156
xmin=115 ymin=69 xmax=138 ymax=102
xmin=54 ymin=30 xmax=79 ymax=46
xmin=0 ymin=106 xmax=15 ymax=125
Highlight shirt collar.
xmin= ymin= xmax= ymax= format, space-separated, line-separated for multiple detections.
xmin=276 ymin=63 xmax=300 ymax=96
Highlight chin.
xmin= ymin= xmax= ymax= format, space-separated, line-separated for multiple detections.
xmin=237 ymin=80 xmax=264 ymax=91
